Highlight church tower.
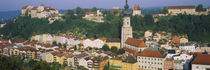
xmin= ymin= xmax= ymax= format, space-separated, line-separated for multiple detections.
xmin=133 ymin=4 xmax=141 ymax=16
xmin=121 ymin=0 xmax=133 ymax=48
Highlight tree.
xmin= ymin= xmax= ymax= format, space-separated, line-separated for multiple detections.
xmin=161 ymin=7 xmax=168 ymax=14
xmin=74 ymin=46 xmax=77 ymax=51
xmin=52 ymin=41 xmax=57 ymax=46
xmin=102 ymin=44 xmax=110 ymax=51
xmin=103 ymin=64 xmax=121 ymax=70
xmin=196 ymin=4 xmax=204 ymax=11
xmin=63 ymin=43 xmax=67 ymax=48
xmin=117 ymin=48 xmax=125 ymax=54
xmin=58 ymin=43 xmax=62 ymax=47
xmin=76 ymin=6 xmax=82 ymax=15
xmin=84 ymin=8 xmax=90 ymax=13
xmin=110 ymin=47 xmax=118 ymax=53
xmin=32 ymin=61 xmax=50 ymax=70
xmin=92 ymin=7 xmax=98 ymax=12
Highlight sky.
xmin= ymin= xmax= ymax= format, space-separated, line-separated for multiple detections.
xmin=0 ymin=0 xmax=210 ymax=11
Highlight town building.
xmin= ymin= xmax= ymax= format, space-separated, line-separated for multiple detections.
xmin=191 ymin=54 xmax=210 ymax=70
xmin=167 ymin=5 xmax=196 ymax=15
xmin=105 ymin=38 xmax=121 ymax=49
xmin=132 ymin=4 xmax=141 ymax=16
xmin=82 ymin=10 xmax=104 ymax=23
xmin=83 ymin=37 xmax=106 ymax=49
xmin=179 ymin=43 xmax=196 ymax=52
xmin=21 ymin=4 xmax=62 ymax=23
xmin=144 ymin=30 xmax=153 ymax=40
xmin=172 ymin=36 xmax=181 ymax=44
xmin=121 ymin=0 xmax=133 ymax=48
xmin=137 ymin=49 xmax=167 ymax=70
xmin=72 ymin=52 xmax=89 ymax=67
xmin=123 ymin=38 xmax=147 ymax=54
xmin=164 ymin=58 xmax=175 ymax=70
xmin=109 ymin=55 xmax=139 ymax=70
xmin=173 ymin=53 xmax=193 ymax=70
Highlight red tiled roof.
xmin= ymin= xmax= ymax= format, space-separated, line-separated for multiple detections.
xmin=51 ymin=52 xmax=64 ymax=57
xmin=134 ymin=4 xmax=140 ymax=10
xmin=125 ymin=37 xmax=147 ymax=48
xmin=192 ymin=54 xmax=210 ymax=65
xmin=54 ymin=47 xmax=66 ymax=51
xmin=17 ymin=47 xmax=36 ymax=51
xmin=167 ymin=5 xmax=195 ymax=9
xmin=31 ymin=7 xmax=38 ymax=10
xmin=89 ymin=38 xmax=95 ymax=41
xmin=158 ymin=32 xmax=163 ymax=34
xmin=85 ymin=12 xmax=96 ymax=15
xmin=123 ymin=47 xmax=137 ymax=54
xmin=139 ymin=50 xmax=166 ymax=58
xmin=110 ymin=10 xmax=122 ymax=14
xmin=172 ymin=36 xmax=181 ymax=44
xmin=99 ymin=37 xmax=107 ymax=41
xmin=148 ymin=30 xmax=152 ymax=32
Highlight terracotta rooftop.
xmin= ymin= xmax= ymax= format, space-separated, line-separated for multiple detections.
xmin=51 ymin=52 xmax=64 ymax=57
xmin=123 ymin=47 xmax=137 ymax=54
xmin=192 ymin=54 xmax=210 ymax=65
xmin=167 ymin=5 xmax=195 ymax=9
xmin=31 ymin=7 xmax=38 ymax=10
xmin=89 ymin=38 xmax=95 ymax=41
xmin=172 ymin=36 xmax=181 ymax=44
xmin=125 ymin=37 xmax=147 ymax=48
xmin=106 ymin=38 xmax=121 ymax=42
xmin=139 ymin=50 xmax=166 ymax=58
xmin=98 ymin=37 xmax=107 ymax=41
xmin=17 ymin=47 xmax=36 ymax=51
xmin=85 ymin=12 xmax=96 ymax=15
xmin=110 ymin=10 xmax=122 ymax=14
xmin=133 ymin=4 xmax=140 ymax=10
xmin=147 ymin=30 xmax=152 ymax=32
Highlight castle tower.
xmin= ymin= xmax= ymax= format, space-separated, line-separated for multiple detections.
xmin=121 ymin=0 xmax=133 ymax=48
xmin=133 ymin=4 xmax=141 ymax=16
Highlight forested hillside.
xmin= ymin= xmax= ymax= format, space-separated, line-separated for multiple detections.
xmin=0 ymin=9 xmax=210 ymax=42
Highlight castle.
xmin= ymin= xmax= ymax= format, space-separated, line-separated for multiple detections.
xmin=21 ymin=4 xmax=62 ymax=23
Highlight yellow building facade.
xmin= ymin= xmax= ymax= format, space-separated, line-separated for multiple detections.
xmin=109 ymin=59 xmax=139 ymax=70
xmin=180 ymin=38 xmax=188 ymax=44
xmin=106 ymin=38 xmax=121 ymax=49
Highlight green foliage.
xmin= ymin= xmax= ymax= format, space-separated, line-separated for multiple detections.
xmin=76 ymin=6 xmax=82 ymax=14
xmin=1 ymin=7 xmax=210 ymax=43
xmin=58 ymin=43 xmax=62 ymax=47
xmin=84 ymin=8 xmax=90 ymax=13
xmin=196 ymin=4 xmax=204 ymax=11
xmin=161 ymin=7 xmax=168 ymax=14
xmin=32 ymin=61 xmax=50 ymax=70
xmin=159 ymin=14 xmax=210 ymax=42
xmin=91 ymin=7 xmax=98 ymax=12
xmin=52 ymin=41 xmax=57 ymax=46
xmin=102 ymin=44 xmax=110 ymax=51
xmin=0 ymin=55 xmax=22 ymax=70
xmin=74 ymin=46 xmax=77 ymax=50
xmin=117 ymin=48 xmax=125 ymax=54
xmin=103 ymin=64 xmax=121 ymax=70
xmin=110 ymin=47 xmax=118 ymax=53
xmin=131 ymin=14 xmax=210 ymax=42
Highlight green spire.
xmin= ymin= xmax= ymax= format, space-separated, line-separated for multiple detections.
xmin=124 ymin=0 xmax=129 ymax=10
xmin=124 ymin=0 xmax=130 ymax=16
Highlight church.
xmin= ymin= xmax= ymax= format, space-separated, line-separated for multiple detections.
xmin=121 ymin=0 xmax=147 ymax=56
